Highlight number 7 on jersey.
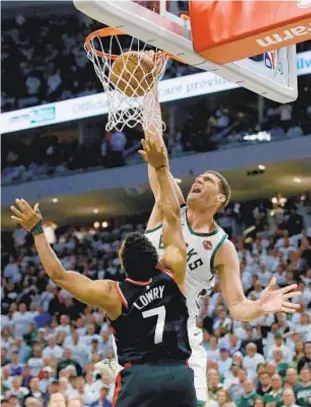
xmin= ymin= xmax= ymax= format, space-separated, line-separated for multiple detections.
xmin=142 ymin=305 xmax=166 ymax=344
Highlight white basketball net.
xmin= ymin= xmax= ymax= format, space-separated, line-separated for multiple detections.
xmin=85 ymin=33 xmax=168 ymax=136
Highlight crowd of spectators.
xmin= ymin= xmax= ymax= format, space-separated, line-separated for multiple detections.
xmin=2 ymin=98 xmax=311 ymax=186
xmin=1 ymin=192 xmax=311 ymax=407
xmin=1 ymin=10 xmax=197 ymax=114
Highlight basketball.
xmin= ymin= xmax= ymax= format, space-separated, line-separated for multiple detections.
xmin=110 ymin=51 xmax=155 ymax=97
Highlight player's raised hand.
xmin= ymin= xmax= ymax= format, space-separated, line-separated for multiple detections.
xmin=10 ymin=199 xmax=42 ymax=232
xmin=258 ymin=277 xmax=301 ymax=314
xmin=138 ymin=138 xmax=168 ymax=170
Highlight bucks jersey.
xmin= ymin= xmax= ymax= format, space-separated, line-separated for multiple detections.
xmin=145 ymin=204 xmax=228 ymax=328
xmin=295 ymin=383 xmax=311 ymax=407
xmin=111 ymin=268 xmax=191 ymax=366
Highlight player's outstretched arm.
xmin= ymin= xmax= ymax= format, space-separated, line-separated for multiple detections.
xmin=10 ymin=199 xmax=120 ymax=317
xmin=142 ymin=91 xmax=185 ymax=230
xmin=139 ymin=139 xmax=186 ymax=287
xmin=215 ymin=240 xmax=301 ymax=321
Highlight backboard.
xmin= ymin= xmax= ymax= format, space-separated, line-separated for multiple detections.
xmin=74 ymin=0 xmax=302 ymax=103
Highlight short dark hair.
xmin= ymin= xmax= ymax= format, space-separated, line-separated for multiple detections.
xmin=122 ymin=232 xmax=159 ymax=281
xmin=206 ymin=170 xmax=231 ymax=210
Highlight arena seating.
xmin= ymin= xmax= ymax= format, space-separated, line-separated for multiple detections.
xmin=1 ymin=193 xmax=311 ymax=407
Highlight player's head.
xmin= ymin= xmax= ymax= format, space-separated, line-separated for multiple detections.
xmin=119 ymin=232 xmax=159 ymax=281
xmin=187 ymin=170 xmax=231 ymax=212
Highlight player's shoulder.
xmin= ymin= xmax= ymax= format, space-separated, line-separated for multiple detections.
xmin=214 ymin=238 xmax=238 ymax=266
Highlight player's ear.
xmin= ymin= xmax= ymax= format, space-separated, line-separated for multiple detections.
xmin=217 ymin=194 xmax=226 ymax=204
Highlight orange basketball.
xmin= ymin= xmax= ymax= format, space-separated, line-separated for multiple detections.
xmin=110 ymin=52 xmax=155 ymax=97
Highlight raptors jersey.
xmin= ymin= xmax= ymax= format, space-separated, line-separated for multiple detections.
xmin=111 ymin=269 xmax=191 ymax=366
xmin=145 ymin=205 xmax=228 ymax=329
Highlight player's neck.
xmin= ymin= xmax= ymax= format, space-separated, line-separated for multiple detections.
xmin=187 ymin=207 xmax=216 ymax=232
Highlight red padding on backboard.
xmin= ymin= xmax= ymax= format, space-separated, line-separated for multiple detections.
xmin=189 ymin=1 xmax=311 ymax=64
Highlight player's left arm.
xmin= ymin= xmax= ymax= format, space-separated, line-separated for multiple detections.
xmin=139 ymin=139 xmax=186 ymax=287
xmin=10 ymin=199 xmax=121 ymax=318
xmin=215 ymin=240 xmax=301 ymax=321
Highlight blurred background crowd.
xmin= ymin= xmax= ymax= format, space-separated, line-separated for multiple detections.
xmin=2 ymin=192 xmax=311 ymax=407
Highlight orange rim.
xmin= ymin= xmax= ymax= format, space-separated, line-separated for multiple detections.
xmin=84 ymin=27 xmax=185 ymax=63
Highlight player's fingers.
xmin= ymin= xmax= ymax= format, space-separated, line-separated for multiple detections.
xmin=11 ymin=215 xmax=23 ymax=224
xmin=282 ymin=301 xmax=300 ymax=310
xmin=138 ymin=150 xmax=147 ymax=162
xmin=281 ymin=306 xmax=296 ymax=314
xmin=283 ymin=291 xmax=302 ymax=300
xmin=15 ymin=198 xmax=26 ymax=211
xmin=141 ymin=139 xmax=148 ymax=152
xmin=280 ymin=284 xmax=298 ymax=294
xmin=10 ymin=206 xmax=25 ymax=219
xmin=21 ymin=199 xmax=34 ymax=213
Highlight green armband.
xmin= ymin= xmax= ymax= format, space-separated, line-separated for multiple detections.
xmin=31 ymin=221 xmax=44 ymax=236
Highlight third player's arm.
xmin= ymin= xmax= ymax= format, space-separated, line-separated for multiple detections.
xmin=156 ymin=166 xmax=186 ymax=285
xmin=143 ymin=96 xmax=185 ymax=230
xmin=33 ymin=233 xmax=119 ymax=314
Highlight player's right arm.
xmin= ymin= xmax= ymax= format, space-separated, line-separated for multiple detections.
xmin=142 ymin=92 xmax=185 ymax=229
xmin=139 ymin=139 xmax=186 ymax=287
xmin=10 ymin=199 xmax=121 ymax=319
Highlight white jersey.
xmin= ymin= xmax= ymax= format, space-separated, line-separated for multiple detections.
xmin=146 ymin=204 xmax=228 ymax=329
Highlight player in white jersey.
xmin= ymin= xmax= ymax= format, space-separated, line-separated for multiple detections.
xmin=96 ymin=92 xmax=301 ymax=406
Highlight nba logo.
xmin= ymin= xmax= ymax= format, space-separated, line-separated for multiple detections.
xmin=264 ymin=51 xmax=276 ymax=70
xmin=203 ymin=240 xmax=213 ymax=251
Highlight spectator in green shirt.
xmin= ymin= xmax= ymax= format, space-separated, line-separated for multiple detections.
xmin=281 ymin=388 xmax=300 ymax=407
xmin=236 ymin=380 xmax=258 ymax=407
xmin=285 ymin=368 xmax=298 ymax=389
xmin=272 ymin=349 xmax=289 ymax=378
xmin=295 ymin=366 xmax=311 ymax=407
xmin=263 ymin=374 xmax=283 ymax=407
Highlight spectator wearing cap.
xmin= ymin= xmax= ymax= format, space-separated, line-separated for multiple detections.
xmin=38 ymin=367 xmax=54 ymax=393
xmin=267 ymin=333 xmax=294 ymax=363
xmin=295 ymin=366 xmax=311 ymax=407
xmin=90 ymin=385 xmax=111 ymax=407
xmin=42 ymin=336 xmax=63 ymax=360
xmin=263 ymin=373 xmax=283 ymax=406
xmin=236 ymin=381 xmax=258 ymax=407
xmin=271 ymin=348 xmax=290 ymax=378
xmin=243 ymin=343 xmax=265 ymax=381
xmin=281 ymin=388 xmax=300 ymax=407
xmin=218 ymin=348 xmax=232 ymax=379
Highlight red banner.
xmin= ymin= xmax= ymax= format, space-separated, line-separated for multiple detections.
xmin=189 ymin=0 xmax=311 ymax=64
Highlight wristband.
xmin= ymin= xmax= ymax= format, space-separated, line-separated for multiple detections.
xmin=31 ymin=220 xmax=44 ymax=236
xmin=155 ymin=165 xmax=168 ymax=171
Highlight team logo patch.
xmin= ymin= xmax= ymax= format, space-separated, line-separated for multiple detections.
xmin=203 ymin=240 xmax=213 ymax=250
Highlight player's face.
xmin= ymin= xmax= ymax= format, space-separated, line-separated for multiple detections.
xmin=187 ymin=172 xmax=224 ymax=209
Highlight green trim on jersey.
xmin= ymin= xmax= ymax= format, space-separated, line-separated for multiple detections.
xmin=197 ymin=401 xmax=206 ymax=407
xmin=210 ymin=234 xmax=228 ymax=271
xmin=145 ymin=224 xmax=162 ymax=234
xmin=186 ymin=209 xmax=219 ymax=237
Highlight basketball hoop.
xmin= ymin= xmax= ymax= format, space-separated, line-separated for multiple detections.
xmin=84 ymin=27 xmax=181 ymax=135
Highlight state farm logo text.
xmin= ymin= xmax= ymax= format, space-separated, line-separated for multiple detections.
xmin=256 ymin=23 xmax=311 ymax=48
